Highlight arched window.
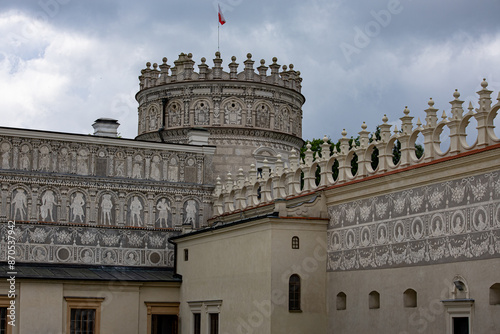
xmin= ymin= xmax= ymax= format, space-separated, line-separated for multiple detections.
xmin=292 ymin=236 xmax=299 ymax=249
xmin=369 ymin=291 xmax=380 ymax=309
xmin=289 ymin=274 xmax=301 ymax=311
xmin=490 ymin=283 xmax=500 ymax=305
xmin=403 ymin=288 xmax=417 ymax=308
xmin=336 ymin=292 xmax=347 ymax=310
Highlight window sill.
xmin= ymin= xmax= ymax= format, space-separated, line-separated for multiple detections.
xmin=289 ymin=309 xmax=302 ymax=313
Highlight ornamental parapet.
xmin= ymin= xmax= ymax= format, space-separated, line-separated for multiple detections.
xmin=212 ymin=79 xmax=500 ymax=217
xmin=138 ymin=52 xmax=303 ymax=93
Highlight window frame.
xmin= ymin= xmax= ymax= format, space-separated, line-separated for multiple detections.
xmin=145 ymin=302 xmax=180 ymax=334
xmin=209 ymin=312 xmax=219 ymax=334
xmin=291 ymin=236 xmax=300 ymax=249
xmin=289 ymin=274 xmax=302 ymax=312
xmin=65 ymin=297 xmax=104 ymax=334
xmin=193 ymin=312 xmax=201 ymax=334
xmin=188 ymin=300 xmax=222 ymax=334
xmin=0 ymin=295 xmax=13 ymax=334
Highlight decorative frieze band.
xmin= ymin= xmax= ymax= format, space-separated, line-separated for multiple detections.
xmin=327 ymin=170 xmax=500 ymax=271
xmin=0 ymin=222 xmax=177 ymax=267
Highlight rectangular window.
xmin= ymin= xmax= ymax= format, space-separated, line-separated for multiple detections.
xmin=452 ymin=317 xmax=469 ymax=334
xmin=193 ymin=313 xmax=201 ymax=334
xmin=65 ymin=297 xmax=103 ymax=334
xmin=184 ymin=249 xmax=189 ymax=261
xmin=145 ymin=302 xmax=180 ymax=334
xmin=70 ymin=309 xmax=96 ymax=334
xmin=151 ymin=314 xmax=178 ymax=334
xmin=0 ymin=296 xmax=13 ymax=334
xmin=209 ymin=313 xmax=219 ymax=334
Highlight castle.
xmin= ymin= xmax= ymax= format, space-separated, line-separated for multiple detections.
xmin=0 ymin=52 xmax=499 ymax=334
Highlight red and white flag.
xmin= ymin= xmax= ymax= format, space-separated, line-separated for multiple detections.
xmin=218 ymin=4 xmax=226 ymax=25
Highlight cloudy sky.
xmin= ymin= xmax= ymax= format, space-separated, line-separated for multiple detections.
xmin=1 ymin=0 xmax=499 ymax=143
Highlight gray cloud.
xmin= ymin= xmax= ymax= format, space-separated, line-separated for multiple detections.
xmin=0 ymin=0 xmax=499 ymax=142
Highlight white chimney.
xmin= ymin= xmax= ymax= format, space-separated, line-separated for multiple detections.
xmin=92 ymin=118 xmax=120 ymax=137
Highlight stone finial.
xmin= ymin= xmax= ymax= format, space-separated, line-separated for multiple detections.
xmin=425 ymin=97 xmax=439 ymax=128
xmin=249 ymin=163 xmax=257 ymax=184
xmin=393 ymin=125 xmax=399 ymax=135
xmin=441 ymin=110 xmax=448 ymax=121
xmin=229 ymin=56 xmax=239 ymax=80
xmin=403 ymin=106 xmax=410 ymax=115
xmin=468 ymin=101 xmax=474 ymax=113
xmin=359 ymin=122 xmax=370 ymax=148
xmin=243 ymin=53 xmax=255 ymax=81
xmin=476 ymin=78 xmax=493 ymax=114
xmin=257 ymin=59 xmax=268 ymax=83
xmin=416 ymin=117 xmax=422 ymax=127
xmin=382 ymin=114 xmax=388 ymax=123
xmin=481 ymin=78 xmax=488 ymax=88
xmin=449 ymin=89 xmax=464 ymax=120
xmin=321 ymin=135 xmax=330 ymax=160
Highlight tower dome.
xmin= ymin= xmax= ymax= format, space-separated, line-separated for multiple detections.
xmin=135 ymin=52 xmax=305 ymax=176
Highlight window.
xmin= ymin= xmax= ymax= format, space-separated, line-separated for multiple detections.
xmin=336 ymin=292 xmax=347 ymax=310
xmin=453 ymin=317 xmax=469 ymax=334
xmin=489 ymin=283 xmax=500 ymax=305
xmin=151 ymin=314 xmax=178 ymax=334
xmin=369 ymin=291 xmax=380 ymax=309
xmin=403 ymin=289 xmax=417 ymax=308
xmin=289 ymin=274 xmax=301 ymax=311
xmin=188 ymin=300 xmax=221 ymax=334
xmin=184 ymin=249 xmax=189 ymax=261
xmin=145 ymin=302 xmax=179 ymax=334
xmin=209 ymin=313 xmax=219 ymax=334
xmin=193 ymin=313 xmax=201 ymax=334
xmin=65 ymin=297 xmax=104 ymax=334
xmin=0 ymin=296 xmax=12 ymax=334
xmin=70 ymin=309 xmax=96 ymax=333
xmin=442 ymin=276 xmax=473 ymax=334
xmin=291 ymin=236 xmax=299 ymax=249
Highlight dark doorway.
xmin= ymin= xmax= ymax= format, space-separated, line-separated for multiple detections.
xmin=453 ymin=317 xmax=469 ymax=334
xmin=152 ymin=314 xmax=178 ymax=334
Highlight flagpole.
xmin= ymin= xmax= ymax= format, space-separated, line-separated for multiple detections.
xmin=218 ymin=21 xmax=220 ymax=52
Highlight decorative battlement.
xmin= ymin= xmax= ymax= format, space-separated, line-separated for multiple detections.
xmin=138 ymin=52 xmax=302 ymax=93
xmin=212 ymin=79 xmax=500 ymax=217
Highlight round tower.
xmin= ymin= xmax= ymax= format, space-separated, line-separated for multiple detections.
xmin=135 ymin=52 xmax=305 ymax=177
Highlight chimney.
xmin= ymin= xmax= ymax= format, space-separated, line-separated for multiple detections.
xmin=92 ymin=118 xmax=120 ymax=137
